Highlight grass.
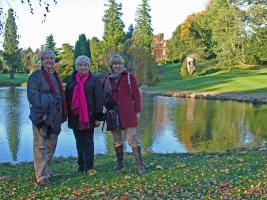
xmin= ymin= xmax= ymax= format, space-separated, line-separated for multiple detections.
xmin=151 ymin=63 xmax=267 ymax=94
xmin=0 ymin=150 xmax=266 ymax=199
xmin=0 ymin=73 xmax=28 ymax=86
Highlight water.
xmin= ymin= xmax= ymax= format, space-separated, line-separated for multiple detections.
xmin=0 ymin=87 xmax=266 ymax=163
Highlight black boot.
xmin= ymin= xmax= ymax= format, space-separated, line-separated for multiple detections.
xmin=113 ymin=145 xmax=124 ymax=170
xmin=132 ymin=146 xmax=145 ymax=175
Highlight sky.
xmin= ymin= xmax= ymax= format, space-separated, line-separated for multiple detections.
xmin=1 ymin=0 xmax=208 ymax=50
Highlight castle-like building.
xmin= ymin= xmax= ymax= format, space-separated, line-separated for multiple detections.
xmin=151 ymin=33 xmax=168 ymax=64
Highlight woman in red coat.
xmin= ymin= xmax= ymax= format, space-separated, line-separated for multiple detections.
xmin=103 ymin=54 xmax=145 ymax=174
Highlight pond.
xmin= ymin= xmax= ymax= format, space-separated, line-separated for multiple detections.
xmin=0 ymin=87 xmax=266 ymax=163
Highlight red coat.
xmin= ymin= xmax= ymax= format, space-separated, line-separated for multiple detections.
xmin=106 ymin=71 xmax=142 ymax=128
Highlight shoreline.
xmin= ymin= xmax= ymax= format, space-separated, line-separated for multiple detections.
xmin=144 ymin=90 xmax=267 ymax=104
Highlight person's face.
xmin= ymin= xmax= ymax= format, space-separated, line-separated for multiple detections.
xmin=42 ymin=55 xmax=55 ymax=68
xmin=112 ymin=62 xmax=123 ymax=73
xmin=77 ymin=63 xmax=89 ymax=77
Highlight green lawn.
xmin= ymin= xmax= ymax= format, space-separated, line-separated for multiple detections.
xmin=151 ymin=63 xmax=267 ymax=93
xmin=0 ymin=73 xmax=28 ymax=86
xmin=0 ymin=151 xmax=266 ymax=199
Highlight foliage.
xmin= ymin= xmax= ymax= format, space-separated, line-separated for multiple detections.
xmin=2 ymin=8 xmax=21 ymax=79
xmin=90 ymin=37 xmax=104 ymax=72
xmin=131 ymin=45 xmax=160 ymax=86
xmin=205 ymin=0 xmax=244 ymax=68
xmin=125 ymin=24 xmax=134 ymax=40
xmin=20 ymin=47 xmax=33 ymax=73
xmin=102 ymin=0 xmax=125 ymax=59
xmin=74 ymin=34 xmax=91 ymax=59
xmin=133 ymin=0 xmax=153 ymax=54
xmin=0 ymin=150 xmax=266 ymax=199
xmin=57 ymin=43 xmax=74 ymax=78
xmin=44 ymin=34 xmax=56 ymax=51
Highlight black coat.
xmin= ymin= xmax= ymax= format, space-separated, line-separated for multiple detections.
xmin=65 ymin=71 xmax=104 ymax=130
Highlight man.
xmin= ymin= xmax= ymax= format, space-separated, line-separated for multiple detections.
xmin=27 ymin=50 xmax=67 ymax=186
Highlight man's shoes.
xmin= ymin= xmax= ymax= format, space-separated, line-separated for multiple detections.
xmin=37 ymin=178 xmax=50 ymax=186
xmin=47 ymin=172 xmax=61 ymax=178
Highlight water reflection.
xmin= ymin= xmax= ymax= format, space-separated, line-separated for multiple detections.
xmin=0 ymin=87 xmax=266 ymax=163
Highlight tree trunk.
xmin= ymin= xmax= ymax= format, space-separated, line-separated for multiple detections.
xmin=9 ymin=70 xmax=14 ymax=79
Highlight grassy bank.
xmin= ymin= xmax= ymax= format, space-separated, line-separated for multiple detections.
xmin=0 ymin=73 xmax=28 ymax=86
xmin=0 ymin=150 xmax=266 ymax=199
xmin=150 ymin=63 xmax=267 ymax=94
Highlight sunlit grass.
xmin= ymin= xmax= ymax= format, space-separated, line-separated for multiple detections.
xmin=0 ymin=73 xmax=28 ymax=86
xmin=151 ymin=63 xmax=267 ymax=93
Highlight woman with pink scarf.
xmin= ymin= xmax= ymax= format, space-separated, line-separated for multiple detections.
xmin=65 ymin=55 xmax=104 ymax=173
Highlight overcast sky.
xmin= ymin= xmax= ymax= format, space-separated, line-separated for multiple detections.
xmin=1 ymin=0 xmax=208 ymax=50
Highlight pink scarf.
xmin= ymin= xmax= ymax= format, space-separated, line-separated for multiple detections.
xmin=71 ymin=72 xmax=90 ymax=130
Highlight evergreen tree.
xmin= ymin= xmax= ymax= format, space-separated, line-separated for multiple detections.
xmin=133 ymin=0 xmax=153 ymax=53
xmin=3 ymin=8 xmax=21 ymax=79
xmin=44 ymin=34 xmax=56 ymax=51
xmin=102 ymin=0 xmax=125 ymax=53
xmin=125 ymin=24 xmax=134 ymax=40
xmin=74 ymin=34 xmax=90 ymax=59
xmin=90 ymin=37 xmax=104 ymax=72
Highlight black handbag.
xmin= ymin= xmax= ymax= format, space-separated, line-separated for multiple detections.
xmin=106 ymin=104 xmax=120 ymax=130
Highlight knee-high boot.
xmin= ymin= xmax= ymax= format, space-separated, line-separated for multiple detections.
xmin=113 ymin=145 xmax=124 ymax=170
xmin=132 ymin=146 xmax=145 ymax=175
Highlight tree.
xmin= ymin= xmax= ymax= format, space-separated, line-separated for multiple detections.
xmin=21 ymin=47 xmax=33 ymax=73
xmin=102 ymin=0 xmax=125 ymax=54
xmin=234 ymin=0 xmax=267 ymax=64
xmin=3 ymin=8 xmax=21 ymax=79
xmin=133 ymin=0 xmax=153 ymax=53
xmin=44 ymin=34 xmax=56 ymax=51
xmin=74 ymin=34 xmax=91 ymax=59
xmin=125 ymin=24 xmax=134 ymax=40
xmin=90 ymin=37 xmax=104 ymax=72
xmin=57 ymin=43 xmax=74 ymax=78
xmin=205 ymin=0 xmax=244 ymax=67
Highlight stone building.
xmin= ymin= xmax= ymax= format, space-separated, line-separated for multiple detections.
xmin=151 ymin=33 xmax=168 ymax=64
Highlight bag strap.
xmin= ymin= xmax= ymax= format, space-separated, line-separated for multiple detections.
xmin=128 ymin=72 xmax=133 ymax=97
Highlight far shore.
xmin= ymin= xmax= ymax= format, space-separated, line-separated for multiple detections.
xmin=1 ymin=83 xmax=267 ymax=104
xmin=144 ymin=89 xmax=267 ymax=104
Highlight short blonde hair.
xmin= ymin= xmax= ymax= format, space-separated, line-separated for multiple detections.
xmin=109 ymin=54 xmax=124 ymax=69
xmin=75 ymin=55 xmax=91 ymax=69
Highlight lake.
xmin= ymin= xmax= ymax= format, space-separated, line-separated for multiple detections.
xmin=0 ymin=87 xmax=266 ymax=163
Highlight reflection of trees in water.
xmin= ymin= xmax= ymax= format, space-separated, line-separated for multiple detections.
xmin=171 ymin=99 xmax=264 ymax=153
xmin=137 ymin=95 xmax=155 ymax=152
xmin=4 ymin=87 xmax=21 ymax=161
xmin=243 ymin=104 xmax=267 ymax=140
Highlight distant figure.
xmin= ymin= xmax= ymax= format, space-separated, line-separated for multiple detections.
xmin=27 ymin=50 xmax=67 ymax=186
xmin=186 ymin=56 xmax=197 ymax=75
xmin=102 ymin=54 xmax=145 ymax=175
xmin=65 ymin=55 xmax=104 ymax=173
